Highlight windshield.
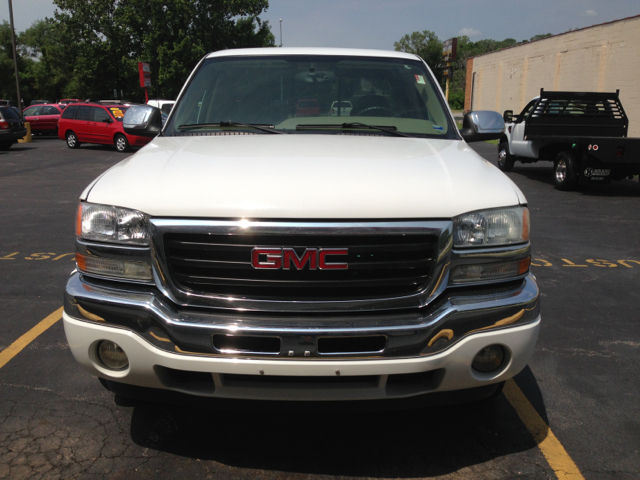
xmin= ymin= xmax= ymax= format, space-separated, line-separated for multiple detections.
xmin=165 ymin=55 xmax=456 ymax=138
xmin=107 ymin=106 xmax=128 ymax=122
xmin=0 ymin=107 xmax=20 ymax=120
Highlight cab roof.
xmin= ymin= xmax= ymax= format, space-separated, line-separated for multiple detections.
xmin=206 ymin=47 xmax=422 ymax=61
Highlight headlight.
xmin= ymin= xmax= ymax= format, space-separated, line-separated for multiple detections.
xmin=76 ymin=202 xmax=149 ymax=245
xmin=453 ymin=206 xmax=529 ymax=247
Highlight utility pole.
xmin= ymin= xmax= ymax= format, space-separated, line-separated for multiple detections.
xmin=8 ymin=0 xmax=23 ymax=117
xmin=279 ymin=19 xmax=283 ymax=47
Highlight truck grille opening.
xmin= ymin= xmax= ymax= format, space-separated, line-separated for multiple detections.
xmin=162 ymin=232 xmax=437 ymax=300
xmin=317 ymin=335 xmax=386 ymax=354
xmin=154 ymin=366 xmax=215 ymax=395
xmin=385 ymin=369 xmax=444 ymax=397
xmin=213 ymin=334 xmax=281 ymax=354
xmin=152 ymin=368 xmax=445 ymax=398
xmin=221 ymin=374 xmax=379 ymax=389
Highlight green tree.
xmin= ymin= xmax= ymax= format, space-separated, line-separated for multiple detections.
xmin=0 ymin=21 xmax=34 ymax=103
xmin=20 ymin=19 xmax=76 ymax=102
xmin=394 ymin=30 xmax=444 ymax=84
xmin=395 ymin=29 xmax=542 ymax=109
xmin=529 ymin=33 xmax=552 ymax=42
xmin=53 ymin=0 xmax=275 ymax=101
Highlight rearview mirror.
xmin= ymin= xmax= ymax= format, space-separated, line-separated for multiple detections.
xmin=123 ymin=105 xmax=162 ymax=138
xmin=503 ymin=110 xmax=513 ymax=123
xmin=459 ymin=111 xmax=505 ymax=143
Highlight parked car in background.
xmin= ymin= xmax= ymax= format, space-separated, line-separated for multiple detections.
xmin=30 ymin=99 xmax=50 ymax=106
xmin=0 ymin=106 xmax=27 ymax=150
xmin=329 ymin=100 xmax=353 ymax=116
xmin=57 ymin=103 xmax=152 ymax=152
xmin=0 ymin=99 xmax=19 ymax=108
xmin=23 ymin=104 xmax=64 ymax=135
xmin=59 ymin=99 xmax=81 ymax=104
xmin=296 ymin=99 xmax=320 ymax=117
xmin=98 ymin=100 xmax=132 ymax=106
xmin=147 ymin=99 xmax=176 ymax=115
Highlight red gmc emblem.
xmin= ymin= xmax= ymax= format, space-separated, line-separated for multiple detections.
xmin=251 ymin=247 xmax=348 ymax=270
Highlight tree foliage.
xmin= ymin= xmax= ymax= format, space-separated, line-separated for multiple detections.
xmin=395 ymin=30 xmax=550 ymax=109
xmin=0 ymin=0 xmax=274 ymax=104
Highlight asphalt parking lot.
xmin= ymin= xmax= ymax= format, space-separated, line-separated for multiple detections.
xmin=0 ymin=136 xmax=639 ymax=479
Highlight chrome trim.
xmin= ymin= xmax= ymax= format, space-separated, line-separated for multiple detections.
xmin=65 ymin=271 xmax=539 ymax=360
xmin=148 ymin=219 xmax=453 ymax=312
xmin=452 ymin=243 xmax=530 ymax=263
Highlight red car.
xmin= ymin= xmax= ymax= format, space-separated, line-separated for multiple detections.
xmin=23 ymin=103 xmax=64 ymax=135
xmin=296 ymin=99 xmax=320 ymax=117
xmin=57 ymin=103 xmax=152 ymax=152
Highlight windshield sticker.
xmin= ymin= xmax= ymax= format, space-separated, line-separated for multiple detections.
xmin=433 ymin=125 xmax=443 ymax=131
xmin=109 ymin=108 xmax=124 ymax=118
xmin=415 ymin=75 xmax=426 ymax=84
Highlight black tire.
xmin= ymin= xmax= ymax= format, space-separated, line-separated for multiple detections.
xmin=114 ymin=134 xmax=130 ymax=153
xmin=497 ymin=142 xmax=515 ymax=172
xmin=66 ymin=131 xmax=80 ymax=149
xmin=0 ymin=140 xmax=12 ymax=151
xmin=554 ymin=151 xmax=578 ymax=190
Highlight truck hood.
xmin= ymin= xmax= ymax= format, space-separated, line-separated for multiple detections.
xmin=85 ymin=135 xmax=525 ymax=219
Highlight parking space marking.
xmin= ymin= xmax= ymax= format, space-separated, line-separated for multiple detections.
xmin=0 ymin=307 xmax=63 ymax=370
xmin=504 ymin=379 xmax=584 ymax=479
xmin=530 ymin=258 xmax=640 ymax=270
xmin=0 ymin=308 xmax=585 ymax=479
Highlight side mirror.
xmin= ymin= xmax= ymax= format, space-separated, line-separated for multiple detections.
xmin=123 ymin=105 xmax=162 ymax=138
xmin=459 ymin=110 xmax=505 ymax=143
xmin=503 ymin=110 xmax=513 ymax=123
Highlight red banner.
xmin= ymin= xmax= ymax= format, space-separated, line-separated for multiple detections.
xmin=138 ymin=62 xmax=152 ymax=88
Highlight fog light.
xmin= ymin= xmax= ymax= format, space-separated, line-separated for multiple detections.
xmin=472 ymin=345 xmax=505 ymax=373
xmin=97 ymin=341 xmax=129 ymax=370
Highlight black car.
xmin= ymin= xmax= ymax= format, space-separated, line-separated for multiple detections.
xmin=0 ymin=107 xmax=27 ymax=151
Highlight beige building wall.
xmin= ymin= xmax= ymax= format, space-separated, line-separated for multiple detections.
xmin=465 ymin=15 xmax=640 ymax=136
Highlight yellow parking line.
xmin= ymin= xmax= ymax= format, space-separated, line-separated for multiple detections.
xmin=0 ymin=307 xmax=63 ymax=369
xmin=0 ymin=307 xmax=585 ymax=480
xmin=504 ymin=379 xmax=585 ymax=479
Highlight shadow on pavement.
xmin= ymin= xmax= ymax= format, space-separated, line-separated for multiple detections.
xmin=127 ymin=369 xmax=549 ymax=477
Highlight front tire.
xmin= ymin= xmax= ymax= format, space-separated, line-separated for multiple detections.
xmin=114 ymin=134 xmax=129 ymax=153
xmin=0 ymin=140 xmax=12 ymax=151
xmin=554 ymin=151 xmax=578 ymax=190
xmin=497 ymin=142 xmax=515 ymax=172
xmin=66 ymin=131 xmax=80 ymax=149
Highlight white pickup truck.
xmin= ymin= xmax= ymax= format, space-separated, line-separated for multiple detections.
xmin=63 ymin=48 xmax=539 ymax=407
xmin=498 ymin=89 xmax=640 ymax=190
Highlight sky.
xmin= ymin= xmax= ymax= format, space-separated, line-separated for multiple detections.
xmin=1 ymin=0 xmax=639 ymax=50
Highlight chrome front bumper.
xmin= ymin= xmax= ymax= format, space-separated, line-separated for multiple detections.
xmin=64 ymin=272 xmax=540 ymax=401
xmin=65 ymin=272 xmax=539 ymax=361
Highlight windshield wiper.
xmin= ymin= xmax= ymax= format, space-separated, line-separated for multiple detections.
xmin=296 ymin=122 xmax=411 ymax=137
xmin=177 ymin=121 xmax=285 ymax=134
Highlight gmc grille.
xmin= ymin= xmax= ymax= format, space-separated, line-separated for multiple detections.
xmin=163 ymin=232 xmax=438 ymax=300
